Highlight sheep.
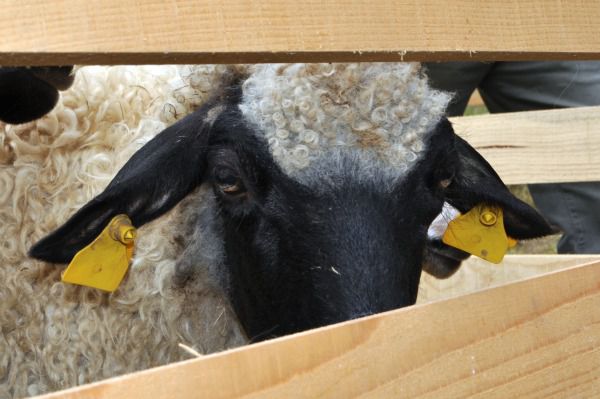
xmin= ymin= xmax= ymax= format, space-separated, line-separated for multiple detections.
xmin=3 ymin=63 xmax=553 ymax=397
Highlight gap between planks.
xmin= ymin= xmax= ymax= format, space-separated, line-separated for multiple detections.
xmin=418 ymin=254 xmax=600 ymax=303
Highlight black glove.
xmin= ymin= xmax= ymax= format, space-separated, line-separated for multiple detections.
xmin=0 ymin=66 xmax=74 ymax=124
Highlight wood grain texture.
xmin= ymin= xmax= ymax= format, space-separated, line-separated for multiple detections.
xmin=450 ymin=106 xmax=600 ymax=184
xmin=2 ymin=0 xmax=600 ymax=65
xmin=418 ymin=254 xmax=600 ymax=303
xmin=36 ymin=259 xmax=600 ymax=399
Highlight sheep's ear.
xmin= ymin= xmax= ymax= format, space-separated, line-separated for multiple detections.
xmin=423 ymin=119 xmax=557 ymax=279
xmin=30 ymin=106 xmax=216 ymax=263
xmin=0 ymin=67 xmax=74 ymax=124
xmin=445 ymin=129 xmax=557 ymax=239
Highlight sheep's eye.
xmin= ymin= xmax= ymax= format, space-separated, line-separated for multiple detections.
xmin=438 ymin=170 xmax=455 ymax=189
xmin=439 ymin=176 xmax=453 ymax=189
xmin=214 ymin=168 xmax=245 ymax=195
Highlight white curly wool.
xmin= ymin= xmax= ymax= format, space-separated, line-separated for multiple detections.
xmin=0 ymin=62 xmax=450 ymax=398
xmin=240 ymin=63 xmax=451 ymax=178
xmin=0 ymin=65 xmax=246 ymax=398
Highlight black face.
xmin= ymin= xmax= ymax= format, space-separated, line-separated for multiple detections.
xmin=30 ymin=90 xmax=556 ymax=341
xmin=203 ymin=106 xmax=459 ymax=339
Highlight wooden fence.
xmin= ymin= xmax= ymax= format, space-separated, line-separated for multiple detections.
xmin=2 ymin=1 xmax=599 ymax=397
xmin=39 ymin=258 xmax=600 ymax=398
xmin=2 ymin=1 xmax=600 ymax=65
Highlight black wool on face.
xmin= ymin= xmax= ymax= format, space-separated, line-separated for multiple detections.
xmin=207 ymin=117 xmax=455 ymax=339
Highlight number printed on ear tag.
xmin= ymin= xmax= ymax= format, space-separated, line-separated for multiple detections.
xmin=442 ymin=205 xmax=516 ymax=264
xmin=61 ymin=215 xmax=136 ymax=292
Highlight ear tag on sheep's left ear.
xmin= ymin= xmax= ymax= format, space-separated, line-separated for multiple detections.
xmin=61 ymin=215 xmax=136 ymax=292
xmin=442 ymin=205 xmax=515 ymax=264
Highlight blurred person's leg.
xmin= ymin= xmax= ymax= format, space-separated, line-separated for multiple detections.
xmin=424 ymin=62 xmax=493 ymax=115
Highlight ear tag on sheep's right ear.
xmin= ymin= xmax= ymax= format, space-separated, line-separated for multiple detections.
xmin=442 ymin=205 xmax=513 ymax=264
xmin=61 ymin=215 xmax=136 ymax=292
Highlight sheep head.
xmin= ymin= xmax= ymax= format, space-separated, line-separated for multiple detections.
xmin=30 ymin=64 xmax=555 ymax=340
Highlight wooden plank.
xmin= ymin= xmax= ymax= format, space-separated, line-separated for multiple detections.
xmin=2 ymin=0 xmax=600 ymax=66
xmin=418 ymin=254 xmax=600 ymax=303
xmin=451 ymin=106 xmax=600 ymax=184
xmin=36 ymin=259 xmax=600 ymax=399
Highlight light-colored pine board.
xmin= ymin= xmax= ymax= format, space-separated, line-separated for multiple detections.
xmin=418 ymin=254 xmax=600 ymax=303
xmin=2 ymin=1 xmax=600 ymax=65
xmin=37 ymin=259 xmax=600 ymax=399
xmin=451 ymin=106 xmax=600 ymax=184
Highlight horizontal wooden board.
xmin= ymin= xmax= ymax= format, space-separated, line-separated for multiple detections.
xmin=418 ymin=254 xmax=600 ymax=303
xmin=2 ymin=1 xmax=600 ymax=65
xmin=451 ymin=106 xmax=600 ymax=184
xmin=37 ymin=258 xmax=600 ymax=399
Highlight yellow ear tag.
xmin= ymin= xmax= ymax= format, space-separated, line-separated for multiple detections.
xmin=61 ymin=215 xmax=136 ymax=292
xmin=442 ymin=205 xmax=516 ymax=264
